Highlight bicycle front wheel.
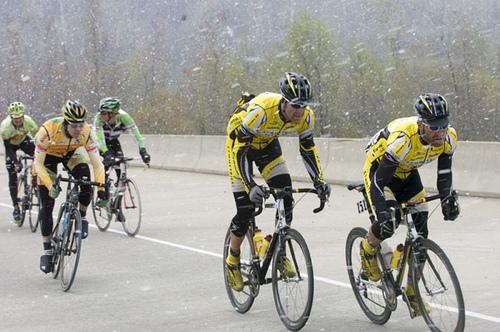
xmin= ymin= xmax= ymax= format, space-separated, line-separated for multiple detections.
xmin=29 ymin=185 xmax=41 ymax=233
xmin=411 ymin=238 xmax=465 ymax=332
xmin=91 ymin=190 xmax=112 ymax=231
xmin=345 ymin=227 xmax=391 ymax=325
xmin=272 ymin=228 xmax=313 ymax=331
xmin=119 ymin=178 xmax=142 ymax=237
xmin=17 ymin=174 xmax=27 ymax=227
xmin=60 ymin=208 xmax=83 ymax=292
xmin=222 ymin=228 xmax=256 ymax=313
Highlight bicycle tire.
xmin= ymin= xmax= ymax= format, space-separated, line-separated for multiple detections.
xmin=91 ymin=190 xmax=112 ymax=231
xmin=411 ymin=238 xmax=465 ymax=332
xmin=222 ymin=228 xmax=256 ymax=313
xmin=17 ymin=173 xmax=27 ymax=227
xmin=52 ymin=206 xmax=65 ymax=280
xmin=60 ymin=208 xmax=82 ymax=292
xmin=345 ymin=227 xmax=391 ymax=325
xmin=272 ymin=228 xmax=314 ymax=331
xmin=29 ymin=185 xmax=41 ymax=233
xmin=120 ymin=178 xmax=142 ymax=237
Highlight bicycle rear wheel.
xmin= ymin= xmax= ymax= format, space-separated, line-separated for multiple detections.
xmin=345 ymin=227 xmax=391 ymax=325
xmin=17 ymin=174 xmax=27 ymax=227
xmin=223 ymin=228 xmax=256 ymax=313
xmin=91 ymin=190 xmax=112 ymax=231
xmin=411 ymin=238 xmax=465 ymax=332
xmin=29 ymin=185 xmax=41 ymax=233
xmin=119 ymin=178 xmax=142 ymax=237
xmin=60 ymin=208 xmax=82 ymax=292
xmin=272 ymin=228 xmax=313 ymax=331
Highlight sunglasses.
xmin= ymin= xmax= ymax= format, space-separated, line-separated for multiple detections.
xmin=290 ymin=102 xmax=306 ymax=109
xmin=68 ymin=122 xmax=85 ymax=128
xmin=101 ymin=111 xmax=117 ymax=117
xmin=424 ymin=122 xmax=448 ymax=131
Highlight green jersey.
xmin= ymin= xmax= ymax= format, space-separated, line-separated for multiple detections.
xmin=93 ymin=109 xmax=145 ymax=154
xmin=0 ymin=115 xmax=38 ymax=145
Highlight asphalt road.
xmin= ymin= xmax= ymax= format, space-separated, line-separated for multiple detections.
xmin=1 ymin=168 xmax=499 ymax=331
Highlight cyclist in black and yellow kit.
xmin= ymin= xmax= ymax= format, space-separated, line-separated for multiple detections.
xmin=35 ymin=100 xmax=105 ymax=273
xmin=359 ymin=93 xmax=460 ymax=315
xmin=225 ymin=72 xmax=331 ymax=291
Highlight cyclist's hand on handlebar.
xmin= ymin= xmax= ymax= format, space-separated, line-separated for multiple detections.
xmin=249 ymin=185 xmax=267 ymax=207
xmin=441 ymin=192 xmax=460 ymax=221
xmin=102 ymin=150 xmax=115 ymax=167
xmin=314 ymin=181 xmax=331 ymax=201
xmin=139 ymin=148 xmax=151 ymax=165
xmin=49 ymin=185 xmax=61 ymax=199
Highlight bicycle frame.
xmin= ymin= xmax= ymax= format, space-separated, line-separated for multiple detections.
xmin=247 ymin=187 xmax=323 ymax=286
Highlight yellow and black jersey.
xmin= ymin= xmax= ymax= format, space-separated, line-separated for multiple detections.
xmin=226 ymin=92 xmax=324 ymax=191
xmin=364 ymin=116 xmax=457 ymax=179
xmin=34 ymin=117 xmax=104 ymax=190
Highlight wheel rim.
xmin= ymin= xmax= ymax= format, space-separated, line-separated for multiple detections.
xmin=120 ymin=179 xmax=142 ymax=236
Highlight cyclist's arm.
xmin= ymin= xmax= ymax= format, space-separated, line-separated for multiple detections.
xmin=25 ymin=116 xmax=39 ymax=136
xmin=93 ymin=114 xmax=108 ymax=154
xmin=85 ymin=131 xmax=105 ymax=189
xmin=299 ymin=132 xmax=324 ymax=184
xmin=437 ymin=153 xmax=453 ymax=197
xmin=370 ymin=155 xmax=398 ymax=215
xmin=233 ymin=124 xmax=255 ymax=191
xmin=34 ymin=126 xmax=53 ymax=190
xmin=0 ymin=119 xmax=12 ymax=140
xmin=119 ymin=112 xmax=145 ymax=149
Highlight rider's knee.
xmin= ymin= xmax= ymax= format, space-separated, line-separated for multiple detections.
xmin=230 ymin=214 xmax=252 ymax=237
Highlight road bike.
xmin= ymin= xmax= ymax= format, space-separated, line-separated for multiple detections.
xmin=223 ymin=187 xmax=325 ymax=331
xmin=51 ymin=173 xmax=103 ymax=291
xmin=345 ymin=182 xmax=465 ymax=331
xmin=15 ymin=154 xmax=40 ymax=231
xmin=91 ymin=156 xmax=142 ymax=236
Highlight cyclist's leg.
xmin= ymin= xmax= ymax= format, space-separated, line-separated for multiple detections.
xmin=38 ymin=157 xmax=59 ymax=271
xmin=4 ymin=141 xmax=20 ymax=212
xmin=67 ymin=160 xmax=92 ymax=239
xmin=108 ymin=139 xmax=123 ymax=179
xmin=19 ymin=136 xmax=35 ymax=156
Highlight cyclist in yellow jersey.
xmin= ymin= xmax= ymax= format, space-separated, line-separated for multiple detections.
xmin=225 ymin=72 xmax=331 ymax=291
xmin=35 ymin=100 xmax=105 ymax=273
xmin=360 ymin=93 xmax=460 ymax=315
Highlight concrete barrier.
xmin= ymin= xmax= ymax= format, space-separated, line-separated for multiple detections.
xmin=119 ymin=134 xmax=500 ymax=198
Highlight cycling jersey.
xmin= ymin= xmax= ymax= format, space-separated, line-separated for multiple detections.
xmin=34 ymin=117 xmax=104 ymax=190
xmin=0 ymin=115 xmax=38 ymax=145
xmin=227 ymin=92 xmax=324 ymax=191
xmin=93 ymin=110 xmax=145 ymax=154
xmin=364 ymin=116 xmax=457 ymax=179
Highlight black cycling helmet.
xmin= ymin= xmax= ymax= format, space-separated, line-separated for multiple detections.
xmin=62 ymin=99 xmax=88 ymax=123
xmin=279 ymin=72 xmax=312 ymax=107
xmin=414 ymin=93 xmax=449 ymax=127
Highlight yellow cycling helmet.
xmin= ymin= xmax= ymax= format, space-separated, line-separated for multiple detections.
xmin=62 ymin=99 xmax=88 ymax=123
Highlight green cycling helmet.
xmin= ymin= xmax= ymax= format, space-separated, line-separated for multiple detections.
xmin=99 ymin=97 xmax=121 ymax=113
xmin=8 ymin=102 xmax=25 ymax=118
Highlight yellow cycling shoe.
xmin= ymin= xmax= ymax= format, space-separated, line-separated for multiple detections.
xmin=225 ymin=255 xmax=243 ymax=292
xmin=280 ymin=257 xmax=297 ymax=278
xmin=406 ymin=284 xmax=431 ymax=316
xmin=360 ymin=238 xmax=381 ymax=282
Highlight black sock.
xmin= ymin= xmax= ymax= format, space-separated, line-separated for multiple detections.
xmin=230 ymin=248 xmax=240 ymax=257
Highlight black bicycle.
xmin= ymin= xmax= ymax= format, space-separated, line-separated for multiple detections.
xmin=345 ymin=182 xmax=465 ymax=331
xmin=16 ymin=154 xmax=40 ymax=230
xmin=91 ymin=156 xmax=142 ymax=236
xmin=51 ymin=173 xmax=103 ymax=292
xmin=223 ymin=187 xmax=326 ymax=331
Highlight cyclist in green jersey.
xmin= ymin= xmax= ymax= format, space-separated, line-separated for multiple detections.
xmin=93 ymin=97 xmax=150 ymax=207
xmin=0 ymin=102 xmax=38 ymax=224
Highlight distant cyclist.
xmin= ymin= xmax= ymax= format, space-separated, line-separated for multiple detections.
xmin=93 ymin=97 xmax=150 ymax=207
xmin=224 ymin=73 xmax=331 ymax=291
xmin=35 ymin=100 xmax=105 ymax=273
xmin=360 ymin=93 xmax=460 ymax=315
xmin=0 ymin=102 xmax=38 ymax=224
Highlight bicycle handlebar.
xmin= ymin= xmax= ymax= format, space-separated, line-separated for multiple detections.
xmin=252 ymin=187 xmax=326 ymax=217
xmin=399 ymin=193 xmax=442 ymax=209
xmin=55 ymin=175 xmax=104 ymax=188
